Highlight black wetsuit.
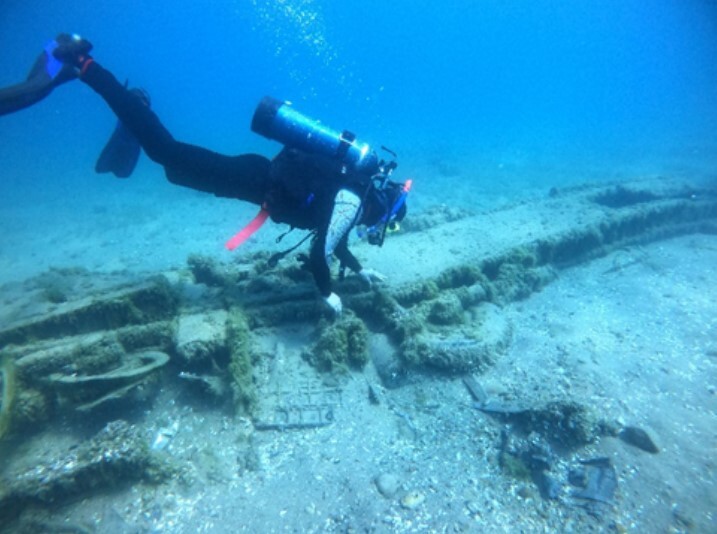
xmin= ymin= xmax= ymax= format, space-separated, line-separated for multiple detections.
xmin=79 ymin=61 xmax=366 ymax=296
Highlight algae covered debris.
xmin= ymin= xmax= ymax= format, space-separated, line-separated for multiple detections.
xmin=0 ymin=353 xmax=16 ymax=439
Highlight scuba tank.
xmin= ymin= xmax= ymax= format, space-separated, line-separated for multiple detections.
xmin=251 ymin=96 xmax=379 ymax=175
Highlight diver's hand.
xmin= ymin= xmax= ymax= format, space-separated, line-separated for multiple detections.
xmin=358 ymin=268 xmax=387 ymax=287
xmin=52 ymin=33 xmax=93 ymax=69
xmin=324 ymin=292 xmax=343 ymax=316
xmin=37 ymin=36 xmax=83 ymax=86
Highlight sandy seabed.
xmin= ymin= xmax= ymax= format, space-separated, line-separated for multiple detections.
xmin=0 ymin=159 xmax=715 ymax=533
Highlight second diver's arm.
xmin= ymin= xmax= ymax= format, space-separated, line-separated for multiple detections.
xmin=324 ymin=189 xmax=363 ymax=272
xmin=310 ymin=188 xmax=363 ymax=313
xmin=327 ymin=189 xmax=388 ymax=289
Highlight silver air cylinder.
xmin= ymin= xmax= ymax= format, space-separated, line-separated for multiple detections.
xmin=251 ymin=96 xmax=378 ymax=175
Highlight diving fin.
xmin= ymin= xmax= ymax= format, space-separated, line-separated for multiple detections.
xmin=95 ymin=85 xmax=149 ymax=178
xmin=95 ymin=119 xmax=142 ymax=178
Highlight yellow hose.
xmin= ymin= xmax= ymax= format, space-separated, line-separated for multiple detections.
xmin=0 ymin=354 xmax=16 ymax=439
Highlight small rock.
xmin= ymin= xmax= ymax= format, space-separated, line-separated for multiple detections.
xmin=375 ymin=473 xmax=400 ymax=498
xmin=516 ymin=485 xmax=534 ymax=500
xmin=536 ymin=472 xmax=562 ymax=500
xmin=400 ymin=490 xmax=425 ymax=509
xmin=619 ymin=425 xmax=660 ymax=454
xmin=465 ymin=500 xmax=482 ymax=515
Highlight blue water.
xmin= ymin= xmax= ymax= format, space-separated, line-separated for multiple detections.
xmin=0 ymin=0 xmax=716 ymax=263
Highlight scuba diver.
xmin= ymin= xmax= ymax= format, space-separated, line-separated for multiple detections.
xmin=0 ymin=34 xmax=412 ymax=315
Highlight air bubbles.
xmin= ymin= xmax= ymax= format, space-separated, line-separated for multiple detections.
xmin=249 ymin=0 xmax=343 ymax=86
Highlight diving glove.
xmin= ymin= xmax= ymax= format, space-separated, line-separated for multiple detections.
xmin=358 ymin=268 xmax=387 ymax=288
xmin=324 ymin=292 xmax=342 ymax=316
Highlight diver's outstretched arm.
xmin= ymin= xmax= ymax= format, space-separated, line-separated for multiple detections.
xmin=0 ymin=35 xmax=87 ymax=117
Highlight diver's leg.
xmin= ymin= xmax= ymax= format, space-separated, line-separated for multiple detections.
xmin=78 ymin=61 xmax=270 ymax=203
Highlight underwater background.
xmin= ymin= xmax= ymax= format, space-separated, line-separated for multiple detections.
xmin=1 ymin=0 xmax=716 ymax=276
xmin=1 ymin=2 xmax=717 ymax=532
